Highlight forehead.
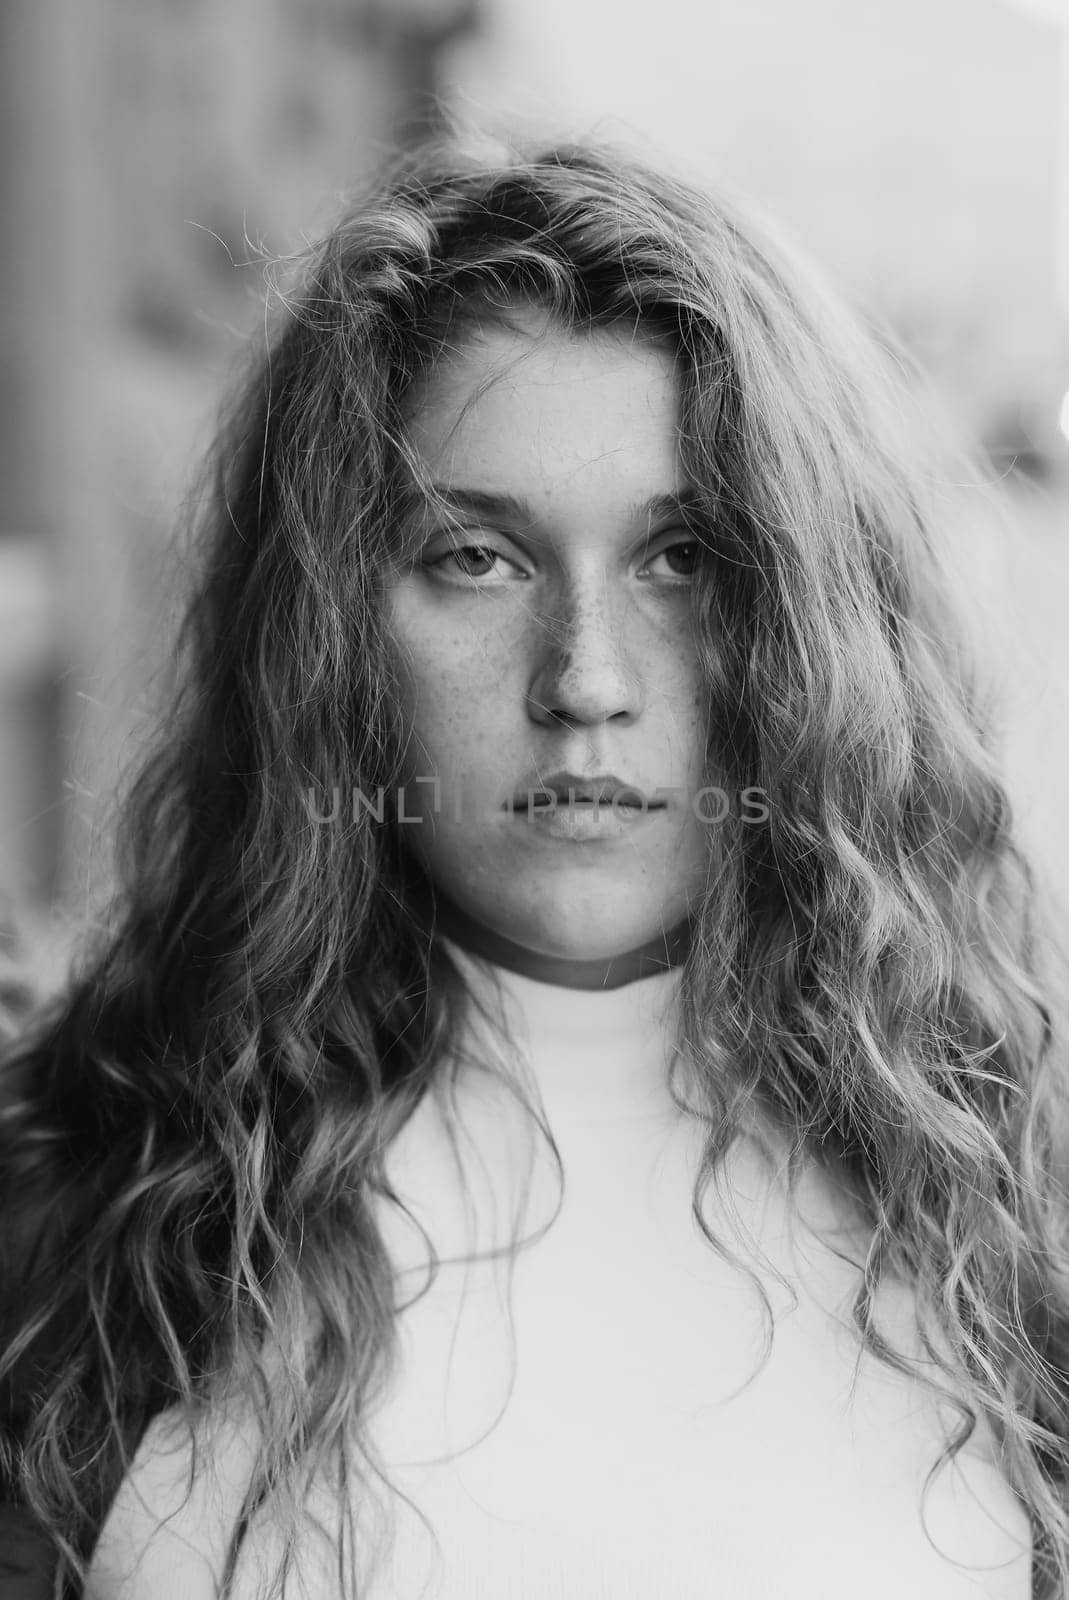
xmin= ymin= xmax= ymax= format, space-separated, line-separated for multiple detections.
xmin=404 ymin=310 xmax=686 ymax=508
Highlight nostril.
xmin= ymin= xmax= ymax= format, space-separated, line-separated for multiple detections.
xmin=526 ymin=697 xmax=635 ymax=730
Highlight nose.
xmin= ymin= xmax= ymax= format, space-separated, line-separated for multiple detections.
xmin=527 ymin=573 xmax=643 ymax=727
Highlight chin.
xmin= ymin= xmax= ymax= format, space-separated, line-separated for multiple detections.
xmin=434 ymin=865 xmax=691 ymax=961
xmin=502 ymin=908 xmax=661 ymax=964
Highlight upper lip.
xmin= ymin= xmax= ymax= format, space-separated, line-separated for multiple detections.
xmin=508 ymin=771 xmax=663 ymax=809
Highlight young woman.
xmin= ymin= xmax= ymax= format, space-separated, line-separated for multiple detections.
xmin=2 ymin=132 xmax=1067 ymax=1599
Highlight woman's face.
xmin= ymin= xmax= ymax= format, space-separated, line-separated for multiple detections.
xmin=382 ymin=306 xmax=710 ymax=970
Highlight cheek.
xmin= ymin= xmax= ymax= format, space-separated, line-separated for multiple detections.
xmin=387 ymin=603 xmax=512 ymax=772
xmin=651 ymin=640 xmax=707 ymax=775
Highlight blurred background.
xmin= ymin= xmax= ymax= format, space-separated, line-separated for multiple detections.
xmin=1 ymin=0 xmax=1068 ymax=984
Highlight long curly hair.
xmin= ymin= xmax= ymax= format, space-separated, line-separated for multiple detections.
xmin=3 ymin=130 xmax=1069 ymax=1597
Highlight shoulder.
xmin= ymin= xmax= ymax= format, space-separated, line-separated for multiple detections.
xmin=85 ymin=1406 xmax=260 ymax=1600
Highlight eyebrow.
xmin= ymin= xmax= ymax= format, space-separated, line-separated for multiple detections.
xmin=428 ymin=485 xmax=703 ymax=526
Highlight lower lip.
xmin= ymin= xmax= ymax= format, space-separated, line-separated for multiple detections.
xmin=508 ymin=800 xmax=664 ymax=842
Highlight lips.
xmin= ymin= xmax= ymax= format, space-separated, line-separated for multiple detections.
xmin=508 ymin=771 xmax=665 ymax=810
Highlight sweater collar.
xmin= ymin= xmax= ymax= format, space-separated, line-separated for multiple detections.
xmin=439 ymin=935 xmax=685 ymax=1123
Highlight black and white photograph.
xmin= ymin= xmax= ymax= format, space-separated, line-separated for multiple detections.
xmin=2 ymin=3 xmax=1068 ymax=1596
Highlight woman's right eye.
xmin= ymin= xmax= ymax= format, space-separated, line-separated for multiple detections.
xmin=426 ymin=542 xmax=527 ymax=582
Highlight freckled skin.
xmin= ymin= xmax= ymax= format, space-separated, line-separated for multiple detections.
xmin=382 ymin=309 xmax=710 ymax=967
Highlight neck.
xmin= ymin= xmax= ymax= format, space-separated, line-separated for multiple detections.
xmin=431 ymin=894 xmax=692 ymax=991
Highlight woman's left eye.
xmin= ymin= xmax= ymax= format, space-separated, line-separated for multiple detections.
xmin=641 ymin=539 xmax=701 ymax=579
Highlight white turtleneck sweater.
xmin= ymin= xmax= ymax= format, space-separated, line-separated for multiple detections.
xmin=88 ymin=945 xmax=1031 ymax=1599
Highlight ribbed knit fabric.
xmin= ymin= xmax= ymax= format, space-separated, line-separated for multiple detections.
xmin=87 ymin=941 xmax=1032 ymax=1598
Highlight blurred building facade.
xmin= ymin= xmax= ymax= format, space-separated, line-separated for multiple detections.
xmin=445 ymin=0 xmax=1065 ymax=439
xmin=0 ymin=0 xmax=1066 ymax=948
xmin=0 ymin=0 xmax=474 ymax=944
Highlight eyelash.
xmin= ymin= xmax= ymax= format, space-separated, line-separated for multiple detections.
xmin=427 ymin=537 xmax=700 ymax=583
